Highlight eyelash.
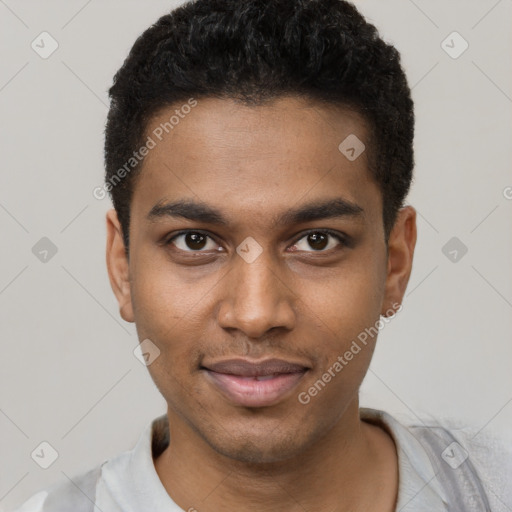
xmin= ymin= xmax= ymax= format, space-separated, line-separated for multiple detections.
xmin=164 ymin=229 xmax=349 ymax=254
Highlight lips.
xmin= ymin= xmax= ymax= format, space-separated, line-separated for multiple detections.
xmin=204 ymin=358 xmax=308 ymax=377
xmin=202 ymin=358 xmax=309 ymax=407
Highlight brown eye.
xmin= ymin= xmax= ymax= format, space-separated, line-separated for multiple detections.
xmin=307 ymin=232 xmax=328 ymax=250
xmin=167 ymin=231 xmax=218 ymax=252
xmin=291 ymin=230 xmax=346 ymax=252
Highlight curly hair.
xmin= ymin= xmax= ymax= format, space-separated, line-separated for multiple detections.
xmin=104 ymin=0 xmax=414 ymax=252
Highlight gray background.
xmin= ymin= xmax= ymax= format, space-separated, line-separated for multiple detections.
xmin=1 ymin=0 xmax=511 ymax=510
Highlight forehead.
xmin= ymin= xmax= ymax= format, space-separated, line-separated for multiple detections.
xmin=131 ymin=96 xmax=382 ymax=232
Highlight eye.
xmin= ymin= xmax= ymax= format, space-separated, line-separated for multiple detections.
xmin=290 ymin=230 xmax=347 ymax=252
xmin=165 ymin=229 xmax=349 ymax=255
xmin=166 ymin=231 xmax=221 ymax=252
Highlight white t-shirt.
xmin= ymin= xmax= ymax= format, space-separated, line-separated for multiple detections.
xmin=10 ymin=408 xmax=512 ymax=512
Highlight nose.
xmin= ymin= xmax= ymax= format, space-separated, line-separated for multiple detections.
xmin=217 ymin=250 xmax=296 ymax=339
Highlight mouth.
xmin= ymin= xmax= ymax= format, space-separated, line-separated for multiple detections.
xmin=201 ymin=358 xmax=309 ymax=408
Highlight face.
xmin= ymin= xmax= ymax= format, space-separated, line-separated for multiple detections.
xmin=106 ymin=96 xmax=416 ymax=463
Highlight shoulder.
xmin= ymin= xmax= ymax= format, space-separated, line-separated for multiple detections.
xmin=9 ymin=415 xmax=163 ymax=512
xmin=407 ymin=414 xmax=512 ymax=484
xmin=421 ymin=417 xmax=512 ymax=510
xmin=9 ymin=463 xmax=104 ymax=512
xmin=362 ymin=407 xmax=512 ymax=511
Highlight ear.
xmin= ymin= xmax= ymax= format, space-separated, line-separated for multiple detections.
xmin=381 ymin=206 xmax=417 ymax=316
xmin=106 ymin=209 xmax=134 ymax=323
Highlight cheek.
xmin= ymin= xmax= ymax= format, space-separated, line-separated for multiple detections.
xmin=297 ymin=252 xmax=386 ymax=399
xmin=130 ymin=249 xmax=211 ymax=333
xmin=129 ymin=262 xmax=206 ymax=403
xmin=128 ymin=264 xmax=208 ymax=389
xmin=296 ymin=280 xmax=381 ymax=414
xmin=305 ymin=258 xmax=385 ymax=344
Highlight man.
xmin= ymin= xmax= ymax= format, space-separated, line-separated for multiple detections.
xmin=11 ymin=0 xmax=510 ymax=511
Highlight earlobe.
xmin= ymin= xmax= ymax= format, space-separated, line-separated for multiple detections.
xmin=381 ymin=206 xmax=417 ymax=316
xmin=105 ymin=209 xmax=135 ymax=323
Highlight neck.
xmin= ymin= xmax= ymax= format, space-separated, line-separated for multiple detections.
xmin=154 ymin=399 xmax=398 ymax=512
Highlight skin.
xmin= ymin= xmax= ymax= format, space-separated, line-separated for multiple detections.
xmin=106 ymin=96 xmax=417 ymax=512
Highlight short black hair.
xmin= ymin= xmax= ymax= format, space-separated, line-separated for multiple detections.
xmin=104 ymin=0 xmax=414 ymax=252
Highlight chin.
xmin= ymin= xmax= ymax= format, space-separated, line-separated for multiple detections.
xmin=199 ymin=419 xmax=316 ymax=465
xmin=212 ymin=436 xmax=303 ymax=464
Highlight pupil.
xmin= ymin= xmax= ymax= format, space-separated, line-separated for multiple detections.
xmin=309 ymin=232 xmax=327 ymax=250
xmin=186 ymin=233 xmax=206 ymax=250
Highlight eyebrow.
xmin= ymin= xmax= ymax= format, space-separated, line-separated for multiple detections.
xmin=147 ymin=197 xmax=364 ymax=227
